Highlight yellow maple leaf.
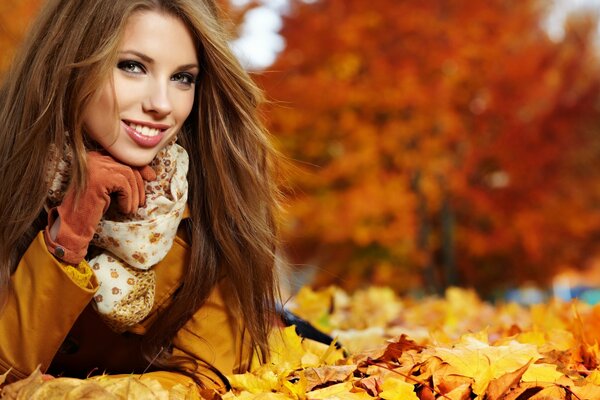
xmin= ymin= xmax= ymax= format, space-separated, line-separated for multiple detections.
xmin=302 ymin=336 xmax=345 ymax=365
xmin=228 ymin=370 xmax=280 ymax=395
xmin=429 ymin=335 xmax=541 ymax=395
xmin=571 ymin=382 xmax=600 ymax=399
xmin=444 ymin=383 xmax=472 ymax=400
xmin=379 ymin=377 xmax=418 ymax=400
xmin=266 ymin=326 xmax=308 ymax=371
xmin=514 ymin=331 xmax=546 ymax=347
xmin=521 ymin=363 xmax=564 ymax=383
xmin=543 ymin=329 xmax=576 ymax=352
xmin=306 ymin=381 xmax=372 ymax=399
xmin=585 ymin=370 xmax=600 ymax=385
xmin=222 ymin=390 xmax=294 ymax=400
xmin=259 ymin=325 xmax=345 ymax=373
xmin=290 ymin=287 xmax=337 ymax=332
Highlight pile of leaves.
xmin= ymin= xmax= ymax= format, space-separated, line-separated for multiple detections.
xmin=4 ymin=286 xmax=600 ymax=399
xmin=0 ymin=369 xmax=180 ymax=399
xmin=226 ymin=286 xmax=600 ymax=399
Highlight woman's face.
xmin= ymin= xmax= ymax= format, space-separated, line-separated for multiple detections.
xmin=82 ymin=10 xmax=199 ymax=167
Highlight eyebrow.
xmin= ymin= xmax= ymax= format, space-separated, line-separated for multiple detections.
xmin=119 ymin=50 xmax=199 ymax=70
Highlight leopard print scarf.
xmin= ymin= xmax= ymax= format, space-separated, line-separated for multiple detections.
xmin=47 ymin=142 xmax=189 ymax=332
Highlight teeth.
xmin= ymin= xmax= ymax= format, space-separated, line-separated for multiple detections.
xmin=128 ymin=123 xmax=161 ymax=137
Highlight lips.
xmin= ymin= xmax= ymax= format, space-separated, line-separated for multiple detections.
xmin=122 ymin=120 xmax=168 ymax=148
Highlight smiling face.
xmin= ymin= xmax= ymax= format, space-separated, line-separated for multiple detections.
xmin=82 ymin=10 xmax=199 ymax=167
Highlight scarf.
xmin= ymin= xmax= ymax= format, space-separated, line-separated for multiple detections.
xmin=47 ymin=142 xmax=189 ymax=332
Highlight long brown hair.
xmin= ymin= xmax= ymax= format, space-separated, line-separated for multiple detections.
xmin=0 ymin=0 xmax=280 ymax=378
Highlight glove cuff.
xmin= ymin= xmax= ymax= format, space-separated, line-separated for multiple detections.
xmin=43 ymin=208 xmax=90 ymax=264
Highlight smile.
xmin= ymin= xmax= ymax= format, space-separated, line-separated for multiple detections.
xmin=122 ymin=120 xmax=168 ymax=148
xmin=127 ymin=122 xmax=162 ymax=137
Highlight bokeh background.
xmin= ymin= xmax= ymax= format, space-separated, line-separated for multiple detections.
xmin=4 ymin=0 xmax=600 ymax=301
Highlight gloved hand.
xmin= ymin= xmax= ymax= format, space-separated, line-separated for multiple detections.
xmin=44 ymin=152 xmax=157 ymax=264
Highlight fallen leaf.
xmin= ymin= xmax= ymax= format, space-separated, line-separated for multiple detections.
xmin=303 ymin=365 xmax=356 ymax=391
xmin=485 ymin=360 xmax=531 ymax=400
xmin=34 ymin=379 xmax=116 ymax=399
xmin=378 ymin=377 xmax=418 ymax=400
xmin=96 ymin=377 xmax=169 ymax=399
xmin=570 ymin=382 xmax=600 ymax=399
xmin=521 ymin=363 xmax=564 ymax=383
xmin=432 ymin=364 xmax=474 ymax=394
xmin=444 ymin=383 xmax=471 ymax=400
xmin=306 ymin=381 xmax=372 ymax=399
xmin=354 ymin=376 xmax=381 ymax=396
xmin=228 ymin=370 xmax=279 ymax=394
xmin=430 ymin=336 xmax=541 ymax=395
xmin=527 ymin=385 xmax=566 ymax=399
xmin=1 ymin=365 xmax=44 ymax=399
xmin=379 ymin=335 xmax=424 ymax=363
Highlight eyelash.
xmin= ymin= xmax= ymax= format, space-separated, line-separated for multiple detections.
xmin=117 ymin=60 xmax=145 ymax=74
xmin=117 ymin=60 xmax=197 ymax=88
xmin=171 ymin=72 xmax=197 ymax=87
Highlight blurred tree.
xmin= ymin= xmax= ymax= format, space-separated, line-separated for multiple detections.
xmin=0 ymin=0 xmax=250 ymax=75
xmin=0 ymin=0 xmax=41 ymax=74
xmin=257 ymin=0 xmax=600 ymax=294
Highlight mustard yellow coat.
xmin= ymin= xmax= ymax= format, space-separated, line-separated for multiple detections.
xmin=0 ymin=225 xmax=253 ymax=392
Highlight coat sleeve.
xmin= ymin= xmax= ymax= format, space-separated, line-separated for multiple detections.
xmin=0 ymin=232 xmax=98 ymax=382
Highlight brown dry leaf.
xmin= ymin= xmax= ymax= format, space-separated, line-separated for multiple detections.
xmin=417 ymin=356 xmax=444 ymax=383
xmin=485 ymin=360 xmax=532 ymax=400
xmin=303 ymin=365 xmax=356 ymax=391
xmin=527 ymin=385 xmax=566 ymax=399
xmin=497 ymin=381 xmax=552 ymax=400
xmin=432 ymin=363 xmax=473 ymax=394
xmin=417 ymin=385 xmax=435 ymax=400
xmin=1 ymin=365 xmax=44 ymax=399
xmin=354 ymin=376 xmax=381 ymax=397
xmin=379 ymin=335 xmax=424 ymax=363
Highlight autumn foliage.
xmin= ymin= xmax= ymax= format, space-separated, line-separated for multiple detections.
xmin=0 ymin=0 xmax=41 ymax=74
xmin=6 ymin=286 xmax=600 ymax=399
xmin=258 ymin=0 xmax=600 ymax=294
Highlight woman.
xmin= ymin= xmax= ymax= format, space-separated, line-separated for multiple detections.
xmin=0 ymin=0 xmax=280 ymax=393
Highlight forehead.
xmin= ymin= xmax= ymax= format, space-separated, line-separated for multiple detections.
xmin=120 ymin=10 xmax=198 ymax=65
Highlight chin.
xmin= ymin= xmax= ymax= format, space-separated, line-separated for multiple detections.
xmin=109 ymin=151 xmax=158 ymax=167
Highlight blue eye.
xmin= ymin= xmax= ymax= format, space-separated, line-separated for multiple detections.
xmin=117 ymin=60 xmax=145 ymax=74
xmin=172 ymin=72 xmax=196 ymax=87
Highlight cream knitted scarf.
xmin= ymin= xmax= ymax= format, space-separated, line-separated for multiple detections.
xmin=46 ymin=142 xmax=189 ymax=332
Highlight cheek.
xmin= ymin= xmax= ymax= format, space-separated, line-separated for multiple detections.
xmin=113 ymin=77 xmax=139 ymax=111
xmin=174 ymin=92 xmax=195 ymax=124
xmin=83 ymin=85 xmax=118 ymax=141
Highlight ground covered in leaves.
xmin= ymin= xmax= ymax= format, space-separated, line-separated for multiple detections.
xmin=4 ymin=286 xmax=600 ymax=399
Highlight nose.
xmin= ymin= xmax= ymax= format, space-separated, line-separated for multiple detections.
xmin=143 ymin=80 xmax=172 ymax=116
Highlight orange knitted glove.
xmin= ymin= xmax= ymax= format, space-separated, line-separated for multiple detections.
xmin=44 ymin=152 xmax=157 ymax=264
